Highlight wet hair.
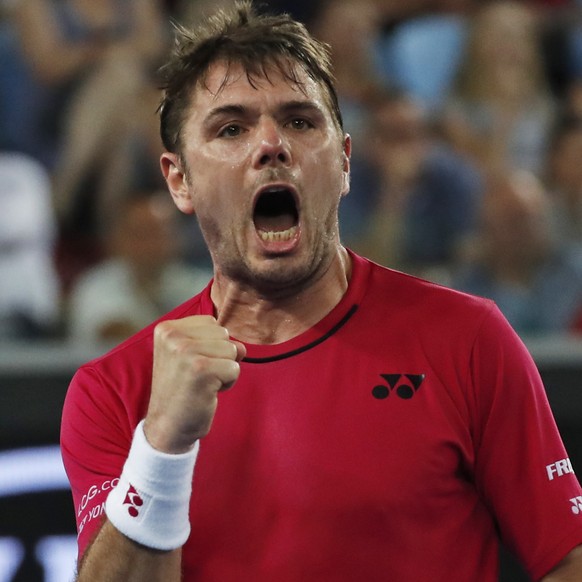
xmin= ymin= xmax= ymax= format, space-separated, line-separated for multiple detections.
xmin=158 ymin=0 xmax=343 ymax=155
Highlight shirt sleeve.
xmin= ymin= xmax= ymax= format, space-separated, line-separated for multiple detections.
xmin=60 ymin=364 xmax=135 ymax=561
xmin=469 ymin=305 xmax=582 ymax=579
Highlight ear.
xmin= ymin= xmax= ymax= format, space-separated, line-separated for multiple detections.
xmin=340 ymin=133 xmax=352 ymax=197
xmin=160 ymin=152 xmax=195 ymax=215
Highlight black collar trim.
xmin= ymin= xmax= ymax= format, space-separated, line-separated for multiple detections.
xmin=242 ymin=304 xmax=358 ymax=364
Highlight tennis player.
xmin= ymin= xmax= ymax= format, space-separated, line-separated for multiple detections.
xmin=61 ymin=2 xmax=582 ymax=580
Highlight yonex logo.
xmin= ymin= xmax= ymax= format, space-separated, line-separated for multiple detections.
xmin=372 ymin=374 xmax=425 ymax=400
xmin=570 ymin=496 xmax=582 ymax=515
xmin=123 ymin=484 xmax=144 ymax=518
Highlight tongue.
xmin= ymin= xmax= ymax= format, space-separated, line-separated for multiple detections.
xmin=254 ymin=212 xmax=296 ymax=233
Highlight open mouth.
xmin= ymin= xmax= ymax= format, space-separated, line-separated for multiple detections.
xmin=253 ymin=187 xmax=299 ymax=243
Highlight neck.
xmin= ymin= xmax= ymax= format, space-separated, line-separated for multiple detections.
xmin=210 ymin=247 xmax=352 ymax=344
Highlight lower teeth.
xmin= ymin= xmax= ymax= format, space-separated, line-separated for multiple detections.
xmin=259 ymin=225 xmax=297 ymax=242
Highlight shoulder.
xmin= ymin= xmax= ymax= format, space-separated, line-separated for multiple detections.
xmin=358 ymin=255 xmax=514 ymax=349
xmin=365 ymin=257 xmax=494 ymax=315
xmin=75 ymin=287 xmax=209 ymax=379
xmin=65 ymin=289 xmax=209 ymax=433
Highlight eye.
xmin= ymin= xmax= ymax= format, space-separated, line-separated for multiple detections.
xmin=288 ymin=118 xmax=313 ymax=131
xmin=218 ymin=124 xmax=244 ymax=138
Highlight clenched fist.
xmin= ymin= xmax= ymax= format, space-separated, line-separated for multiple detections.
xmin=143 ymin=316 xmax=246 ymax=454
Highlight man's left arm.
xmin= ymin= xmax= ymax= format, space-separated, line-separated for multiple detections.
xmin=468 ymin=306 xmax=582 ymax=579
xmin=542 ymin=545 xmax=582 ymax=581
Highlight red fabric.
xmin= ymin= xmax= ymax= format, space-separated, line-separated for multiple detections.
xmin=571 ymin=303 xmax=582 ymax=334
xmin=61 ymin=252 xmax=582 ymax=581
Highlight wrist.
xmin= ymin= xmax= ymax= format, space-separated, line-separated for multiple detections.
xmin=143 ymin=416 xmax=200 ymax=455
xmin=105 ymin=420 xmax=199 ymax=550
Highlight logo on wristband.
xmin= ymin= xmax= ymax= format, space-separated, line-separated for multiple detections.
xmin=123 ymin=484 xmax=144 ymax=517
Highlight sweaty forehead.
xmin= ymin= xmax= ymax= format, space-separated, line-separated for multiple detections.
xmin=195 ymin=59 xmax=324 ymax=104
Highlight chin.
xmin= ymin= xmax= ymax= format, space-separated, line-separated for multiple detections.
xmin=236 ymin=253 xmax=317 ymax=294
xmin=256 ymin=261 xmax=310 ymax=287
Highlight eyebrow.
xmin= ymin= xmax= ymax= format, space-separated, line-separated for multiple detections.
xmin=203 ymin=104 xmax=247 ymax=128
xmin=203 ymin=99 xmax=326 ymax=128
xmin=278 ymin=100 xmax=325 ymax=117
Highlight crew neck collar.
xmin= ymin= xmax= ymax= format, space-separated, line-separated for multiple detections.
xmin=199 ymin=250 xmax=370 ymax=363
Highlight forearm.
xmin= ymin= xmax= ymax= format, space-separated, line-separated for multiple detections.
xmin=77 ymin=520 xmax=182 ymax=581
xmin=74 ymin=420 xmax=198 ymax=579
xmin=14 ymin=0 xmax=104 ymax=83
xmin=72 ymin=316 xmax=243 ymax=580
xmin=128 ymin=0 xmax=168 ymax=63
xmin=541 ymin=545 xmax=582 ymax=581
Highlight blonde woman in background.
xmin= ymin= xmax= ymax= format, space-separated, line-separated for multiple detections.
xmin=442 ymin=1 xmax=556 ymax=176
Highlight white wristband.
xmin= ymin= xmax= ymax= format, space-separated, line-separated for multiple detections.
xmin=105 ymin=420 xmax=199 ymax=550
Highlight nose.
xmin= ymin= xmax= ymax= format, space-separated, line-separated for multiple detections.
xmin=252 ymin=119 xmax=291 ymax=168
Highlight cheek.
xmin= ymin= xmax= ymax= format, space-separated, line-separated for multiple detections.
xmin=188 ymin=157 xmax=249 ymax=212
xmin=199 ymin=140 xmax=253 ymax=169
xmin=189 ymin=179 xmax=247 ymax=245
xmin=321 ymin=146 xmax=350 ymax=193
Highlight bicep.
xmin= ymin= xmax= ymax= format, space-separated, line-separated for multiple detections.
xmin=61 ymin=367 xmax=132 ymax=560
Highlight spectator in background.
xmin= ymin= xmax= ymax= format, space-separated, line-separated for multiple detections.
xmin=67 ymin=191 xmax=212 ymax=344
xmin=174 ymin=0 xmax=236 ymax=23
xmin=563 ymin=76 xmax=582 ymax=118
xmin=310 ymin=0 xmax=383 ymax=144
xmin=344 ymin=88 xmax=483 ymax=283
xmin=373 ymin=0 xmax=474 ymax=112
xmin=442 ymin=0 xmax=556 ymax=176
xmin=0 ymin=152 xmax=61 ymax=340
xmin=9 ymin=0 xmax=169 ymax=229
xmin=546 ymin=113 xmax=582 ymax=245
xmin=306 ymin=0 xmax=387 ymax=255
xmin=452 ymin=170 xmax=582 ymax=337
xmin=561 ymin=0 xmax=582 ymax=87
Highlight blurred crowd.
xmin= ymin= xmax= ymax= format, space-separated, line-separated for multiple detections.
xmin=2 ymin=0 xmax=582 ymax=345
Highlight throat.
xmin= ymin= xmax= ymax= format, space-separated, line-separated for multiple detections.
xmin=212 ymin=248 xmax=352 ymax=344
xmin=216 ymin=291 xmax=308 ymax=344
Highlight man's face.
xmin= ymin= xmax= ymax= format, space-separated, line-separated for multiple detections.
xmin=163 ymin=60 xmax=350 ymax=294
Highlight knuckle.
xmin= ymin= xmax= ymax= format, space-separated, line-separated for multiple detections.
xmin=230 ymin=360 xmax=241 ymax=376
xmin=154 ymin=320 xmax=170 ymax=337
xmin=189 ymin=354 xmax=214 ymax=377
xmin=154 ymin=320 xmax=178 ymax=342
xmin=222 ymin=360 xmax=241 ymax=384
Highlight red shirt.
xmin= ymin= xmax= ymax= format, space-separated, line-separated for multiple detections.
xmin=61 ymin=251 xmax=582 ymax=580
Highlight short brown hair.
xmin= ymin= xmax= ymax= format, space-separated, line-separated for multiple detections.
xmin=158 ymin=1 xmax=343 ymax=154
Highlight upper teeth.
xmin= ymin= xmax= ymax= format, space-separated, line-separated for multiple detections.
xmin=259 ymin=225 xmax=297 ymax=242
